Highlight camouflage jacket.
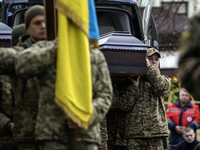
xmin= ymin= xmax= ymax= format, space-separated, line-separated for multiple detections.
xmin=0 ymin=75 xmax=16 ymax=149
xmin=77 ymin=49 xmax=112 ymax=145
xmin=15 ymin=40 xmax=113 ymax=145
xmin=113 ymin=65 xmax=170 ymax=139
xmin=178 ymin=13 xmax=200 ymax=99
xmin=18 ymin=34 xmax=35 ymax=48
xmin=0 ymin=37 xmax=39 ymax=143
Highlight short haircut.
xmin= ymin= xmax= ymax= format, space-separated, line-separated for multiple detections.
xmin=183 ymin=127 xmax=194 ymax=133
xmin=179 ymin=88 xmax=190 ymax=96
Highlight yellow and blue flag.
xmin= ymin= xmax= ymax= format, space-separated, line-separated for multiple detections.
xmin=55 ymin=0 xmax=99 ymax=129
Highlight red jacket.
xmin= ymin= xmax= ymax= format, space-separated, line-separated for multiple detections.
xmin=166 ymin=100 xmax=200 ymax=145
xmin=167 ymin=101 xmax=200 ymax=127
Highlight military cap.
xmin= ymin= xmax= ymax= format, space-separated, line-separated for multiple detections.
xmin=11 ymin=24 xmax=27 ymax=46
xmin=25 ymin=5 xmax=44 ymax=29
xmin=146 ymin=47 xmax=161 ymax=58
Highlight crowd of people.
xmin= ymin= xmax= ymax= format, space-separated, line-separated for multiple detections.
xmin=0 ymin=2 xmax=200 ymax=150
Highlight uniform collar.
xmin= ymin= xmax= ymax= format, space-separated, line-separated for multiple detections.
xmin=174 ymin=100 xmax=192 ymax=107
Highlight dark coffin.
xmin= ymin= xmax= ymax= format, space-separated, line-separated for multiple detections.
xmin=99 ymin=32 xmax=148 ymax=81
xmin=0 ymin=22 xmax=12 ymax=47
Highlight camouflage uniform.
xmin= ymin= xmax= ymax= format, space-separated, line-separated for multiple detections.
xmin=113 ymin=65 xmax=171 ymax=150
xmin=14 ymin=40 xmax=113 ymax=150
xmin=0 ymin=75 xmax=17 ymax=150
xmin=106 ymin=105 xmax=127 ymax=150
xmin=99 ymin=119 xmax=108 ymax=150
xmin=0 ymin=35 xmax=40 ymax=150
xmin=178 ymin=12 xmax=200 ymax=98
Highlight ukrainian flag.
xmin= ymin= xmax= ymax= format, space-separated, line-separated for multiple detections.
xmin=55 ymin=0 xmax=99 ymax=129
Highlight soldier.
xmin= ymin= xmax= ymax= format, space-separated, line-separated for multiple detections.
xmin=0 ymin=23 xmax=26 ymax=150
xmin=14 ymin=40 xmax=113 ymax=150
xmin=178 ymin=12 xmax=200 ymax=99
xmin=112 ymin=48 xmax=171 ymax=150
xmin=10 ymin=24 xmax=27 ymax=46
xmin=0 ymin=5 xmax=46 ymax=150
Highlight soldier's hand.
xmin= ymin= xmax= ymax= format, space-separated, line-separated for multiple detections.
xmin=146 ymin=58 xmax=150 ymax=67
xmin=66 ymin=116 xmax=79 ymax=129
xmin=129 ymin=76 xmax=140 ymax=87
xmin=9 ymin=122 xmax=14 ymax=133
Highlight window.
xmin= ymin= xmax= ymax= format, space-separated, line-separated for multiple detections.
xmin=97 ymin=9 xmax=131 ymax=36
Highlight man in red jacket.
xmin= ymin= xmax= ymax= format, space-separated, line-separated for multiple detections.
xmin=167 ymin=88 xmax=200 ymax=150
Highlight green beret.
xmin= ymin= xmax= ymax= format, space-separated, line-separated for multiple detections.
xmin=25 ymin=5 xmax=44 ymax=29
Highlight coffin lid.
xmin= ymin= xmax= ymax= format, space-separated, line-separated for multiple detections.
xmin=98 ymin=32 xmax=148 ymax=81
xmin=99 ymin=31 xmax=148 ymax=51
xmin=0 ymin=22 xmax=12 ymax=40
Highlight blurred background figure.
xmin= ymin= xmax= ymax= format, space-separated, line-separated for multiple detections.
xmin=176 ymin=127 xmax=200 ymax=150
xmin=167 ymin=88 xmax=200 ymax=150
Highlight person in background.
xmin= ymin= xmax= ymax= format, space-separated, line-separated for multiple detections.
xmin=176 ymin=127 xmax=200 ymax=150
xmin=167 ymin=88 xmax=200 ymax=150
xmin=0 ymin=23 xmax=26 ymax=150
xmin=10 ymin=24 xmax=27 ymax=46
xmin=178 ymin=12 xmax=200 ymax=99
xmin=0 ymin=4 xmax=46 ymax=150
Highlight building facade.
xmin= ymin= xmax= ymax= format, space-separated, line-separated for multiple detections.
xmin=138 ymin=0 xmax=200 ymax=18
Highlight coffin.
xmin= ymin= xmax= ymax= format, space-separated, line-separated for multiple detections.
xmin=99 ymin=32 xmax=148 ymax=81
xmin=0 ymin=22 xmax=11 ymax=47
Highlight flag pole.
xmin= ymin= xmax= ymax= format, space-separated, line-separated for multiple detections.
xmin=44 ymin=0 xmax=56 ymax=40
xmin=43 ymin=1 xmax=77 ymax=149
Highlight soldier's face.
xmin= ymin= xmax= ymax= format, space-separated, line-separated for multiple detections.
xmin=179 ymin=90 xmax=190 ymax=104
xmin=146 ymin=54 xmax=160 ymax=68
xmin=27 ymin=15 xmax=46 ymax=42
xmin=182 ymin=130 xmax=196 ymax=143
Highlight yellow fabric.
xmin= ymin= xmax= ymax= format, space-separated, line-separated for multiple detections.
xmin=55 ymin=0 xmax=93 ymax=129
xmin=56 ymin=0 xmax=89 ymax=35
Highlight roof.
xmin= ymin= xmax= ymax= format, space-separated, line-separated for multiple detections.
xmin=0 ymin=22 xmax=12 ymax=40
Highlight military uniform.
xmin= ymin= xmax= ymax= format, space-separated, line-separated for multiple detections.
xmin=0 ymin=75 xmax=17 ymax=150
xmin=14 ymin=40 xmax=113 ymax=150
xmin=99 ymin=118 xmax=108 ymax=150
xmin=0 ymin=36 xmax=40 ymax=150
xmin=113 ymin=63 xmax=171 ymax=150
xmin=178 ymin=13 xmax=200 ymax=98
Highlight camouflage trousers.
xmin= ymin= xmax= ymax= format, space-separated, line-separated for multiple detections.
xmin=98 ymin=140 xmax=107 ymax=150
xmin=108 ymin=145 xmax=126 ymax=150
xmin=126 ymin=138 xmax=163 ymax=150
xmin=77 ymin=141 xmax=98 ymax=150
xmin=0 ymin=146 xmax=18 ymax=150
xmin=39 ymin=141 xmax=69 ymax=150
xmin=17 ymin=142 xmax=39 ymax=150
xmin=39 ymin=140 xmax=98 ymax=150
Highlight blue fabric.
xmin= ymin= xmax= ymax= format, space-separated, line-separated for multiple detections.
xmin=187 ymin=121 xmax=199 ymax=130
xmin=179 ymin=106 xmax=188 ymax=126
xmin=168 ymin=119 xmax=176 ymax=130
xmin=169 ymin=130 xmax=184 ymax=145
xmin=88 ymin=0 xmax=99 ymax=40
xmin=174 ymin=100 xmax=192 ymax=107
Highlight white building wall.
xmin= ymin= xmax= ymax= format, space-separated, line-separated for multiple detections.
xmin=137 ymin=0 xmax=200 ymax=17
